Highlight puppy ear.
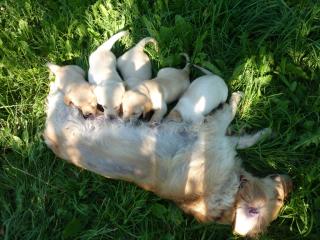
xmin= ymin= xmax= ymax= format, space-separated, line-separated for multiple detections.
xmin=63 ymin=95 xmax=72 ymax=106
xmin=143 ymin=100 xmax=153 ymax=118
xmin=46 ymin=62 xmax=60 ymax=75
xmin=166 ymin=109 xmax=182 ymax=122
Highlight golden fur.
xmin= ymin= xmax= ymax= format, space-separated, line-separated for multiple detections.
xmin=121 ymin=54 xmax=191 ymax=122
xmin=44 ymin=83 xmax=292 ymax=237
xmin=47 ymin=63 xmax=97 ymax=117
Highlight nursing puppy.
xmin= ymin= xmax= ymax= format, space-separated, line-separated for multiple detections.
xmin=122 ymin=54 xmax=191 ymax=123
xmin=166 ymin=64 xmax=228 ymax=124
xmin=88 ymin=30 xmax=128 ymax=117
xmin=44 ymin=86 xmax=292 ymax=237
xmin=117 ymin=37 xmax=158 ymax=89
xmin=46 ymin=63 xmax=97 ymax=117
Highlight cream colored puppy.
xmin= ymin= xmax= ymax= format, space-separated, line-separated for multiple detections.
xmin=47 ymin=63 xmax=97 ymax=117
xmin=122 ymin=54 xmax=191 ymax=123
xmin=88 ymin=30 xmax=128 ymax=116
xmin=166 ymin=65 xmax=228 ymax=124
xmin=117 ymin=37 xmax=157 ymax=89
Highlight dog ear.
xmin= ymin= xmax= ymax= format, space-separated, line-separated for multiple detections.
xmin=166 ymin=109 xmax=182 ymax=122
xmin=63 ymin=95 xmax=72 ymax=106
xmin=143 ymin=100 xmax=153 ymax=118
xmin=46 ymin=62 xmax=60 ymax=75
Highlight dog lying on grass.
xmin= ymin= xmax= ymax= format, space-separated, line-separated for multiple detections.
xmin=46 ymin=63 xmax=97 ymax=117
xmin=166 ymin=64 xmax=228 ymax=124
xmin=88 ymin=31 xmax=128 ymax=117
xmin=121 ymin=53 xmax=191 ymax=123
xmin=117 ymin=37 xmax=158 ymax=89
xmin=43 ymin=82 xmax=292 ymax=237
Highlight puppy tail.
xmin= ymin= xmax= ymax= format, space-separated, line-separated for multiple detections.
xmin=180 ymin=53 xmax=191 ymax=74
xmin=100 ymin=30 xmax=129 ymax=50
xmin=136 ymin=37 xmax=158 ymax=50
xmin=193 ymin=64 xmax=213 ymax=75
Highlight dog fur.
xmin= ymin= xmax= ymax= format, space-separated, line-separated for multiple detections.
xmin=46 ymin=63 xmax=97 ymax=117
xmin=43 ymin=83 xmax=292 ymax=237
xmin=88 ymin=31 xmax=128 ymax=117
xmin=166 ymin=64 xmax=228 ymax=124
xmin=117 ymin=37 xmax=158 ymax=89
xmin=121 ymin=54 xmax=191 ymax=122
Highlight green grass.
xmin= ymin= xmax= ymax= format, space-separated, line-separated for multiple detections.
xmin=1 ymin=0 xmax=319 ymax=239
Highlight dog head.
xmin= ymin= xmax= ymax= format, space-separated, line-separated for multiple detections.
xmin=122 ymin=90 xmax=152 ymax=121
xmin=47 ymin=63 xmax=97 ymax=117
xmin=63 ymin=85 xmax=97 ymax=117
xmin=233 ymin=174 xmax=292 ymax=237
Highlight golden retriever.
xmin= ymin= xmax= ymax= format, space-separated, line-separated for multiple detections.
xmin=46 ymin=63 xmax=97 ymax=117
xmin=44 ymin=84 xmax=292 ymax=237
xmin=88 ymin=30 xmax=128 ymax=117
xmin=166 ymin=64 xmax=228 ymax=124
xmin=117 ymin=37 xmax=158 ymax=89
xmin=121 ymin=54 xmax=191 ymax=123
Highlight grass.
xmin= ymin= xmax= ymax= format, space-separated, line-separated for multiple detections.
xmin=0 ymin=0 xmax=319 ymax=239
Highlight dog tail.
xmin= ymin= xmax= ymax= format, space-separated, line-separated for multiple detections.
xmin=193 ymin=64 xmax=213 ymax=75
xmin=99 ymin=30 xmax=129 ymax=50
xmin=180 ymin=53 xmax=191 ymax=74
xmin=136 ymin=37 xmax=158 ymax=50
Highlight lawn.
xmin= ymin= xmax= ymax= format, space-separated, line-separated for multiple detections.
xmin=1 ymin=0 xmax=319 ymax=239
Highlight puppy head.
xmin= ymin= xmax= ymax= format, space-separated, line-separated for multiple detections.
xmin=64 ymin=85 xmax=97 ymax=117
xmin=165 ymin=109 xmax=182 ymax=122
xmin=233 ymin=174 xmax=292 ymax=237
xmin=122 ymin=90 xmax=152 ymax=121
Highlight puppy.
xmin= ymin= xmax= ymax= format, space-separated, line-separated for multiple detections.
xmin=47 ymin=63 xmax=97 ymax=117
xmin=88 ymin=30 xmax=128 ymax=117
xmin=122 ymin=54 xmax=191 ymax=123
xmin=44 ymin=88 xmax=292 ymax=237
xmin=117 ymin=37 xmax=158 ymax=89
xmin=166 ymin=64 xmax=228 ymax=124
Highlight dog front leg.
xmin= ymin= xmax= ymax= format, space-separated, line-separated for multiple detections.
xmin=229 ymin=128 xmax=271 ymax=149
xmin=209 ymin=91 xmax=243 ymax=134
xmin=150 ymin=102 xmax=167 ymax=123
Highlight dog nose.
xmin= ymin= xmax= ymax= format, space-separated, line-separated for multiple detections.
xmin=83 ymin=113 xmax=93 ymax=119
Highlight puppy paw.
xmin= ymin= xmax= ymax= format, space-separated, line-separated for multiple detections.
xmin=231 ymin=91 xmax=244 ymax=103
xmin=149 ymin=121 xmax=160 ymax=128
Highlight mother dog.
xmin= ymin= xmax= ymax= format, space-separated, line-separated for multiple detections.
xmin=44 ymin=82 xmax=291 ymax=237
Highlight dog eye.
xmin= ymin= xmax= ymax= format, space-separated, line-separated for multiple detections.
xmin=269 ymin=174 xmax=278 ymax=178
xmin=269 ymin=174 xmax=280 ymax=181
xmin=273 ymin=191 xmax=283 ymax=202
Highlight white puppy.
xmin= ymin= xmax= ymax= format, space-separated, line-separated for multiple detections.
xmin=166 ymin=65 xmax=228 ymax=124
xmin=88 ymin=30 xmax=128 ymax=116
xmin=117 ymin=37 xmax=157 ymax=89
xmin=122 ymin=54 xmax=191 ymax=123
xmin=47 ymin=63 xmax=97 ymax=117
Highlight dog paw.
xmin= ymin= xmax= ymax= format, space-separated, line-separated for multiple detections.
xmin=231 ymin=91 xmax=244 ymax=100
